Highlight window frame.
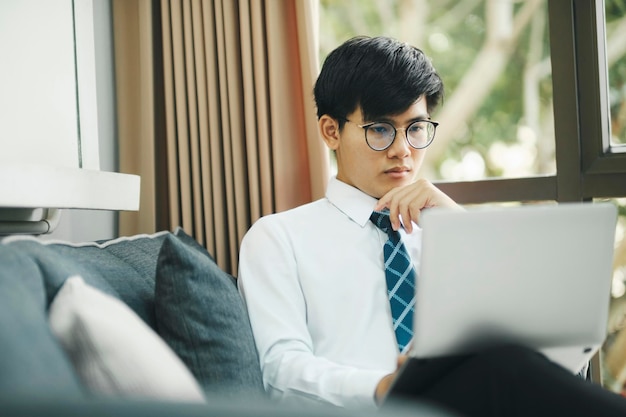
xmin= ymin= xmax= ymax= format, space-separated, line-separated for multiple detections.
xmin=436 ymin=0 xmax=626 ymax=205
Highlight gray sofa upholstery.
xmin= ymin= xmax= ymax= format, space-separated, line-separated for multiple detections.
xmin=0 ymin=228 xmax=455 ymax=417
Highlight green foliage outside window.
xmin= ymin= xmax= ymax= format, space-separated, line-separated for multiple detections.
xmin=319 ymin=0 xmax=626 ymax=180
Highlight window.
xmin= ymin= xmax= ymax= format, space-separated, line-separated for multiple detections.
xmin=320 ymin=0 xmax=556 ymax=182
xmin=319 ymin=0 xmax=626 ymax=392
xmin=607 ymin=0 xmax=626 ymax=147
xmin=601 ymin=0 xmax=626 ymax=394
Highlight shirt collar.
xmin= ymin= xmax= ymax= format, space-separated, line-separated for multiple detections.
xmin=326 ymin=177 xmax=378 ymax=228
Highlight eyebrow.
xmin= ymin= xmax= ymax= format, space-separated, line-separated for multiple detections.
xmin=375 ymin=114 xmax=432 ymax=124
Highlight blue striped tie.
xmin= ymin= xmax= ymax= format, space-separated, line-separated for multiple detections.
xmin=370 ymin=210 xmax=416 ymax=352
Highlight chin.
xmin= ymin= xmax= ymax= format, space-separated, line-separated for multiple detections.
xmin=390 ymin=177 xmax=414 ymax=188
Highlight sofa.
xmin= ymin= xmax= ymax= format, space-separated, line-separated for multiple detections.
xmin=0 ymin=228 xmax=456 ymax=417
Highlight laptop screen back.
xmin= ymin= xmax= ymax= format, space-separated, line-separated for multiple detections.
xmin=410 ymin=203 xmax=617 ymax=372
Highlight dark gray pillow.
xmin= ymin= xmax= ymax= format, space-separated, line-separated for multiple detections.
xmin=154 ymin=233 xmax=265 ymax=399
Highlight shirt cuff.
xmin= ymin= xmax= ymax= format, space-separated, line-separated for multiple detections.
xmin=341 ymin=368 xmax=391 ymax=409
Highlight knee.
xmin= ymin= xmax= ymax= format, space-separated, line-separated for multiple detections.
xmin=475 ymin=343 xmax=548 ymax=372
xmin=485 ymin=343 xmax=541 ymax=358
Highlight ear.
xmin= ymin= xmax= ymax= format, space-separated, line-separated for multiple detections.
xmin=318 ymin=115 xmax=340 ymax=151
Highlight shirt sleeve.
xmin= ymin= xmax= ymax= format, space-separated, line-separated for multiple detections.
xmin=237 ymin=216 xmax=388 ymax=409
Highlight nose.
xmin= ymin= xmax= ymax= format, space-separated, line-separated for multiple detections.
xmin=387 ymin=128 xmax=411 ymax=157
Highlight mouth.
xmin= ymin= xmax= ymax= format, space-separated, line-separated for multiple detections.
xmin=384 ymin=166 xmax=412 ymax=179
xmin=384 ymin=166 xmax=411 ymax=174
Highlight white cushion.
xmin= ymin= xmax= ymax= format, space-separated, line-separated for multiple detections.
xmin=48 ymin=276 xmax=205 ymax=402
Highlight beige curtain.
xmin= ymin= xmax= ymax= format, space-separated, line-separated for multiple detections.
xmin=113 ymin=0 xmax=330 ymax=274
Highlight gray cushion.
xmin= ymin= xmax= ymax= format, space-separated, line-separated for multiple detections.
xmin=0 ymin=230 xmax=173 ymax=399
xmin=154 ymin=233 xmax=265 ymax=398
xmin=0 ymin=245 xmax=83 ymax=400
xmin=5 ymin=231 xmax=171 ymax=327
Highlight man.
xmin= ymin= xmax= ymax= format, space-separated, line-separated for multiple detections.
xmin=238 ymin=36 xmax=626 ymax=416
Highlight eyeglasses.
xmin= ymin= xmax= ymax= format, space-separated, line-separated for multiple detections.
xmin=343 ymin=119 xmax=439 ymax=151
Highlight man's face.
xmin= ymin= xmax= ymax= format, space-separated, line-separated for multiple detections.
xmin=333 ymin=99 xmax=430 ymax=199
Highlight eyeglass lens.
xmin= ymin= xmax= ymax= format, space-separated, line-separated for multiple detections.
xmin=365 ymin=121 xmax=435 ymax=150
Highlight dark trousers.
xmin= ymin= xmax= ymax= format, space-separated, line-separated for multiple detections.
xmin=383 ymin=345 xmax=626 ymax=417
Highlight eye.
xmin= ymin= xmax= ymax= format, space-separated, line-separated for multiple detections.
xmin=369 ymin=123 xmax=393 ymax=136
xmin=408 ymin=122 xmax=427 ymax=133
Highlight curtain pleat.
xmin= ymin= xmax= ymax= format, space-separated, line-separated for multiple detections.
xmin=112 ymin=0 xmax=157 ymax=236
xmin=169 ymin=1 xmax=194 ymax=236
xmin=189 ymin=0 xmax=212 ymax=252
xmin=200 ymin=1 xmax=225 ymax=265
xmin=295 ymin=0 xmax=329 ymax=200
xmin=181 ymin=0 xmax=204 ymax=245
xmin=266 ymin=1 xmax=310 ymax=212
xmin=224 ymin=1 xmax=248 ymax=272
xmin=115 ymin=0 xmax=330 ymax=274
xmin=215 ymin=0 xmax=238 ymax=270
xmin=250 ymin=2 xmax=274 ymax=218
xmin=159 ymin=0 xmax=181 ymax=232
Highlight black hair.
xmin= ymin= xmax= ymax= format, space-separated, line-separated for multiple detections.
xmin=313 ymin=36 xmax=444 ymax=125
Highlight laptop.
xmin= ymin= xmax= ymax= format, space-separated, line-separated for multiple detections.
xmin=386 ymin=202 xmax=617 ymax=399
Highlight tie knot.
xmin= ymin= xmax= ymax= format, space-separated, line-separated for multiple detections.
xmin=370 ymin=210 xmax=393 ymax=235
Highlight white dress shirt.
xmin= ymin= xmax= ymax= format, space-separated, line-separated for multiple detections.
xmin=238 ymin=177 xmax=422 ymax=409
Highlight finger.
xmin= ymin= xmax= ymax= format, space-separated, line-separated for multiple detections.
xmin=391 ymin=195 xmax=412 ymax=231
xmin=375 ymin=190 xmax=395 ymax=212
xmin=380 ymin=190 xmax=419 ymax=232
xmin=398 ymin=199 xmax=413 ymax=234
xmin=397 ymin=354 xmax=409 ymax=367
xmin=387 ymin=201 xmax=401 ymax=231
xmin=408 ymin=205 xmax=423 ymax=229
xmin=373 ymin=199 xmax=386 ymax=212
xmin=399 ymin=190 xmax=428 ymax=232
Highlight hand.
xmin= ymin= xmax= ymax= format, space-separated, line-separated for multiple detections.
xmin=374 ymin=178 xmax=461 ymax=233
xmin=374 ymin=355 xmax=409 ymax=404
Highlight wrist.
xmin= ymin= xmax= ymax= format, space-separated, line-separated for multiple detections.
xmin=374 ymin=373 xmax=395 ymax=405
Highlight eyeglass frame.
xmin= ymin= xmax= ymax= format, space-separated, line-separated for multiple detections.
xmin=341 ymin=118 xmax=439 ymax=151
